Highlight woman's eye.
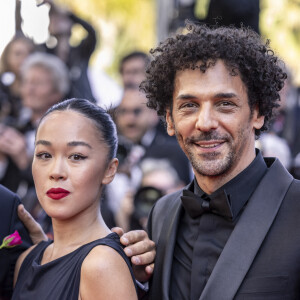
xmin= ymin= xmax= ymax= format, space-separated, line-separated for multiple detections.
xmin=69 ymin=154 xmax=87 ymax=161
xmin=36 ymin=152 xmax=51 ymax=160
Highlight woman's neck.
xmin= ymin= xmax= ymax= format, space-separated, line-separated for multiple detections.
xmin=42 ymin=209 xmax=110 ymax=263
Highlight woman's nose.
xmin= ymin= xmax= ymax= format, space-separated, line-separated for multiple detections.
xmin=49 ymin=158 xmax=67 ymax=181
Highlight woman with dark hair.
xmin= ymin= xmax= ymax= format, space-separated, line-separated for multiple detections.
xmin=12 ymin=98 xmax=137 ymax=299
xmin=0 ymin=35 xmax=35 ymax=123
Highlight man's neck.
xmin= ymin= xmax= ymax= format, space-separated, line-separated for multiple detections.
xmin=195 ymin=174 xmax=231 ymax=195
xmin=194 ymin=152 xmax=257 ymax=195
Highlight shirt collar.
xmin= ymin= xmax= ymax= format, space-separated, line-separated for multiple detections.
xmin=193 ymin=149 xmax=268 ymax=220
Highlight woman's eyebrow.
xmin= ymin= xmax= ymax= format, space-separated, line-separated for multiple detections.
xmin=35 ymin=140 xmax=51 ymax=146
xmin=35 ymin=140 xmax=92 ymax=149
xmin=67 ymin=141 xmax=92 ymax=149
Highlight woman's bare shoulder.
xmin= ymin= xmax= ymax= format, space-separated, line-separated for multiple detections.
xmin=79 ymin=244 xmax=137 ymax=300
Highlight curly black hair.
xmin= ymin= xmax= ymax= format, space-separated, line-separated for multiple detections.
xmin=140 ymin=22 xmax=287 ymax=136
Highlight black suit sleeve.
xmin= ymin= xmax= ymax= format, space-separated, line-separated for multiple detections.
xmin=69 ymin=12 xmax=97 ymax=59
xmin=0 ymin=185 xmax=32 ymax=299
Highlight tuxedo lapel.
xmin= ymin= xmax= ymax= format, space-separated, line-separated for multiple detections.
xmin=200 ymin=159 xmax=293 ymax=300
xmin=149 ymin=192 xmax=183 ymax=300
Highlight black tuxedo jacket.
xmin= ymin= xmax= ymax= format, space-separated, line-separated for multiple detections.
xmin=147 ymin=158 xmax=300 ymax=299
xmin=0 ymin=185 xmax=32 ymax=299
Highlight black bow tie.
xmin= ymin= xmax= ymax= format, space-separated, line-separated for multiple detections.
xmin=181 ymin=189 xmax=233 ymax=220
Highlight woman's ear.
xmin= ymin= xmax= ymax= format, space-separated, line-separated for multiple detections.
xmin=102 ymin=158 xmax=119 ymax=185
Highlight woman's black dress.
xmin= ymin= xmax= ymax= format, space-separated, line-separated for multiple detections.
xmin=12 ymin=232 xmax=137 ymax=299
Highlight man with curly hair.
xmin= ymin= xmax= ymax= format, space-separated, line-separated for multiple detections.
xmin=137 ymin=22 xmax=300 ymax=299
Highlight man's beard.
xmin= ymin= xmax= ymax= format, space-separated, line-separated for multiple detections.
xmin=180 ymin=130 xmax=245 ymax=177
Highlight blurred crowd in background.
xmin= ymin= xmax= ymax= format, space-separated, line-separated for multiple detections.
xmin=0 ymin=0 xmax=300 ymax=237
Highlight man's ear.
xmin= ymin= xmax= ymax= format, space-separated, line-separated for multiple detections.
xmin=166 ymin=109 xmax=175 ymax=136
xmin=102 ymin=158 xmax=119 ymax=185
xmin=252 ymin=106 xmax=265 ymax=131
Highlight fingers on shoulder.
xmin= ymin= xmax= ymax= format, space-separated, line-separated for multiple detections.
xmin=110 ymin=227 xmax=124 ymax=238
xmin=18 ymin=204 xmax=35 ymax=227
xmin=123 ymin=230 xmax=148 ymax=244
xmin=125 ymin=236 xmax=156 ymax=260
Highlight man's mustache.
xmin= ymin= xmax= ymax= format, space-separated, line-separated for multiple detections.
xmin=186 ymin=132 xmax=230 ymax=144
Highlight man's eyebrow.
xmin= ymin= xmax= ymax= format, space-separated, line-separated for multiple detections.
xmin=175 ymin=94 xmax=198 ymax=100
xmin=67 ymin=141 xmax=92 ymax=149
xmin=176 ymin=92 xmax=238 ymax=100
xmin=214 ymin=92 xmax=237 ymax=99
xmin=35 ymin=140 xmax=92 ymax=149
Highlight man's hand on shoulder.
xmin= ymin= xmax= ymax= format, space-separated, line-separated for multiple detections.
xmin=112 ymin=227 xmax=155 ymax=283
xmin=18 ymin=204 xmax=48 ymax=244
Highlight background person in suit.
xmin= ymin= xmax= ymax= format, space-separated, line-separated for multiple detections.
xmin=130 ymin=22 xmax=300 ymax=299
xmin=0 ymin=184 xmax=47 ymax=300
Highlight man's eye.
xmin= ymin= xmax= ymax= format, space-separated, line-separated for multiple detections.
xmin=220 ymin=101 xmax=234 ymax=106
xmin=36 ymin=152 xmax=51 ymax=160
xmin=180 ymin=102 xmax=197 ymax=109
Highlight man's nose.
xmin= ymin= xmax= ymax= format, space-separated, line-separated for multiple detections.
xmin=195 ymin=105 xmax=218 ymax=132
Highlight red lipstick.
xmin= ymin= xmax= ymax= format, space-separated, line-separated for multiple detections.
xmin=47 ymin=188 xmax=70 ymax=200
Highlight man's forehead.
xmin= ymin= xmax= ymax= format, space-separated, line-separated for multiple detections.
xmin=172 ymin=61 xmax=247 ymax=101
xmin=174 ymin=61 xmax=242 ymax=83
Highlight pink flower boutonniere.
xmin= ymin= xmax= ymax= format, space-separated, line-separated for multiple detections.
xmin=0 ymin=230 xmax=22 ymax=249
